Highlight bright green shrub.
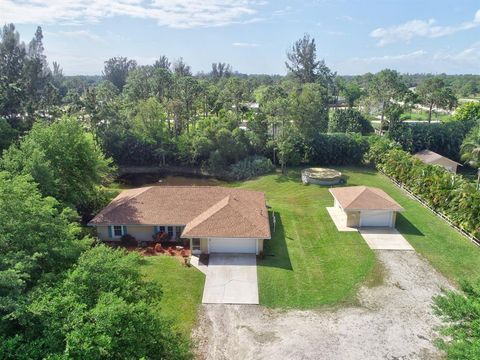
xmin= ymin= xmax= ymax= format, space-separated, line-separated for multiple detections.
xmin=433 ymin=280 xmax=480 ymax=359
xmin=229 ymin=156 xmax=274 ymax=180
xmin=309 ymin=133 xmax=369 ymax=165
xmin=453 ymin=102 xmax=480 ymax=122
xmin=328 ymin=109 xmax=374 ymax=135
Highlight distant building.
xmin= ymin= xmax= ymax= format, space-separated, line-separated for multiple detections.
xmin=414 ymin=150 xmax=461 ymax=173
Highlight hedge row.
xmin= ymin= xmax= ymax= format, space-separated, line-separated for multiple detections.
xmin=367 ymin=137 xmax=480 ymax=238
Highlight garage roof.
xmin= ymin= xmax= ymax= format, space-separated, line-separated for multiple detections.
xmin=88 ymin=186 xmax=271 ymax=239
xmin=329 ymin=186 xmax=404 ymax=211
xmin=414 ymin=149 xmax=461 ymax=166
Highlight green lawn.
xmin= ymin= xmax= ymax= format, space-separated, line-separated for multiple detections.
xmin=401 ymin=111 xmax=451 ymax=122
xmin=236 ymin=167 xmax=480 ymax=309
xmin=141 ymin=256 xmax=205 ymax=337
xmin=235 ymin=170 xmax=376 ymax=308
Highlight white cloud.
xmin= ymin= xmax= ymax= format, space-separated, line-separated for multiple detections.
xmin=433 ymin=42 xmax=480 ymax=69
xmin=57 ymin=30 xmax=105 ymax=43
xmin=371 ymin=9 xmax=480 ymax=46
xmin=0 ymin=0 xmax=265 ymax=28
xmin=337 ymin=15 xmax=353 ymax=21
xmin=349 ymin=50 xmax=428 ymax=64
xmin=337 ymin=44 xmax=480 ymax=74
xmin=232 ymin=42 xmax=259 ymax=47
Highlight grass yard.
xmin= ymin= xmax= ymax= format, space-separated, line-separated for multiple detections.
xmin=235 ymin=170 xmax=376 ymax=309
xmin=236 ymin=167 xmax=480 ymax=309
xmin=141 ymin=256 xmax=205 ymax=337
xmin=401 ymin=110 xmax=451 ymax=122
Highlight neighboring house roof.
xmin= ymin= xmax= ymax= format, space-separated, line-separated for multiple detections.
xmin=88 ymin=186 xmax=271 ymax=239
xmin=329 ymin=186 xmax=404 ymax=211
xmin=414 ymin=149 xmax=461 ymax=166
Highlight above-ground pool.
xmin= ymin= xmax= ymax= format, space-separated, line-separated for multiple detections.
xmin=301 ymin=167 xmax=343 ymax=185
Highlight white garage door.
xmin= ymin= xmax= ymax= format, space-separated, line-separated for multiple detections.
xmin=360 ymin=211 xmax=393 ymax=227
xmin=209 ymin=238 xmax=257 ymax=254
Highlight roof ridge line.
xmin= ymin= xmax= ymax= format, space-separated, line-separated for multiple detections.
xmin=183 ymin=195 xmax=231 ymax=233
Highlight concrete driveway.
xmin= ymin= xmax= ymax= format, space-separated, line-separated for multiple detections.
xmin=202 ymin=254 xmax=258 ymax=305
xmin=359 ymin=228 xmax=414 ymax=250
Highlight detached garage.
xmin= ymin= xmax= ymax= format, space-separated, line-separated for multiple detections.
xmin=329 ymin=186 xmax=404 ymax=228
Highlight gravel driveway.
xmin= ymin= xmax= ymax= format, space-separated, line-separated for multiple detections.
xmin=192 ymin=251 xmax=454 ymax=360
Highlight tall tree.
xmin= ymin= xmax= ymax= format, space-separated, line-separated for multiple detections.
xmin=211 ymin=62 xmax=232 ymax=81
xmin=0 ymin=24 xmax=26 ymax=126
xmin=153 ymin=55 xmax=171 ymax=70
xmin=0 ymin=117 xmax=112 ymax=209
xmin=123 ymin=66 xmax=154 ymax=103
xmin=103 ymin=57 xmax=137 ymax=91
xmin=367 ymin=69 xmax=408 ymax=128
xmin=173 ymin=57 xmax=192 ymax=77
xmin=285 ymin=34 xmax=319 ymax=84
xmin=292 ymin=82 xmax=329 ymax=137
xmin=0 ymin=171 xmax=88 ymax=336
xmin=416 ymin=77 xmax=457 ymax=122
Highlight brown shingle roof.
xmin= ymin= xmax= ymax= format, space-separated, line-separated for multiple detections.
xmin=414 ymin=149 xmax=461 ymax=166
xmin=88 ymin=186 xmax=271 ymax=239
xmin=329 ymin=186 xmax=404 ymax=211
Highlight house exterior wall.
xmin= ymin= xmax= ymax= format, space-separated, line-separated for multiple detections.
xmin=200 ymin=238 xmax=209 ymax=253
xmin=125 ymin=226 xmax=156 ymax=241
xmin=346 ymin=211 xmax=360 ymax=227
xmin=95 ymin=225 xmax=156 ymax=241
xmin=258 ymin=239 xmax=264 ymax=253
xmin=96 ymin=226 xmax=110 ymax=240
xmin=95 ymin=225 xmax=189 ymax=242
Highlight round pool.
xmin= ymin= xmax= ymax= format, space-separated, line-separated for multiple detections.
xmin=301 ymin=168 xmax=343 ymax=185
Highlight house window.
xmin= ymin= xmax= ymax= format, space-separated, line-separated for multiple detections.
xmin=192 ymin=238 xmax=200 ymax=251
xmin=167 ymin=226 xmax=173 ymax=237
xmin=175 ymin=226 xmax=183 ymax=237
xmin=159 ymin=226 xmax=165 ymax=233
xmin=113 ymin=225 xmax=123 ymax=237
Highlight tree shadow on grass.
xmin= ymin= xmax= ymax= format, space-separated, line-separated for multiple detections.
xmin=273 ymin=169 xmax=301 ymax=183
xmin=258 ymin=212 xmax=293 ymax=271
xmin=396 ymin=213 xmax=424 ymax=236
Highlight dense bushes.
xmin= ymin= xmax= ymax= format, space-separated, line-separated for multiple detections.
xmin=0 ymin=117 xmax=113 ymax=212
xmin=308 ymin=133 xmax=369 ymax=165
xmin=229 ymin=156 xmax=274 ymax=180
xmin=328 ymin=109 xmax=374 ymax=135
xmin=1 ymin=246 xmax=190 ymax=359
xmin=367 ymin=137 xmax=480 ymax=238
xmin=433 ymin=280 xmax=480 ymax=359
xmin=388 ymin=120 xmax=475 ymax=160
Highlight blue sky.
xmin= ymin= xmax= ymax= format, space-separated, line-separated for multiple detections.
xmin=1 ymin=0 xmax=479 ymax=75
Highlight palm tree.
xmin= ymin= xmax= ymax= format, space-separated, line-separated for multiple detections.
xmin=461 ymin=125 xmax=480 ymax=189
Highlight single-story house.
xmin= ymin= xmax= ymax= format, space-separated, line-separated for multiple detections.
xmin=414 ymin=149 xmax=461 ymax=173
xmin=88 ymin=186 xmax=271 ymax=255
xmin=329 ymin=186 xmax=404 ymax=228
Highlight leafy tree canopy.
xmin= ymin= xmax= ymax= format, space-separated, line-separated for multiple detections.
xmin=0 ymin=116 xmax=113 ymax=209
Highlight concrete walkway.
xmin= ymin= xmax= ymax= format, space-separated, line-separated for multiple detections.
xmin=326 ymin=207 xmax=357 ymax=232
xmin=190 ymin=255 xmax=208 ymax=275
xmin=202 ymin=254 xmax=259 ymax=305
xmin=360 ymin=228 xmax=414 ymax=250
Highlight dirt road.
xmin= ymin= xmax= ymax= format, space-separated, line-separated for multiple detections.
xmin=192 ymin=251 xmax=453 ymax=360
